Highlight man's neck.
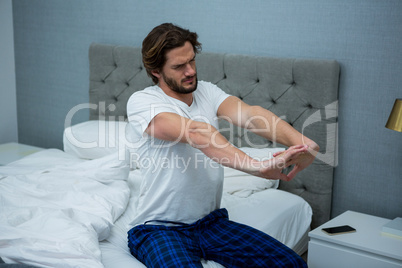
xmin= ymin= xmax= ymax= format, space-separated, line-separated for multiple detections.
xmin=158 ymin=84 xmax=193 ymax=107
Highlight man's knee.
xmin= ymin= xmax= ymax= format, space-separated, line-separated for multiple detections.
xmin=128 ymin=227 xmax=203 ymax=268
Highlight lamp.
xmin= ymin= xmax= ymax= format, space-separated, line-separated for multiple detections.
xmin=385 ymin=99 xmax=402 ymax=132
xmin=381 ymin=98 xmax=402 ymax=239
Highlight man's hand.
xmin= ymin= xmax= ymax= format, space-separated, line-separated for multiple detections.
xmin=255 ymin=145 xmax=308 ymax=181
xmin=272 ymin=143 xmax=319 ymax=180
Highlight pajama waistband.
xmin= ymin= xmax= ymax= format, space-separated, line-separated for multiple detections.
xmin=141 ymin=208 xmax=229 ymax=228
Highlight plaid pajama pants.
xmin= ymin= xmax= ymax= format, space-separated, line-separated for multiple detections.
xmin=127 ymin=208 xmax=307 ymax=268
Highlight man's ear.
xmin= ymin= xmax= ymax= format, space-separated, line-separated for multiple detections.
xmin=151 ymin=70 xmax=161 ymax=79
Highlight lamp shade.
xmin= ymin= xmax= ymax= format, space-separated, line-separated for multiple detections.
xmin=385 ymin=99 xmax=402 ymax=132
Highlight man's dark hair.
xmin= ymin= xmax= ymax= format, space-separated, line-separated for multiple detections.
xmin=142 ymin=23 xmax=202 ymax=84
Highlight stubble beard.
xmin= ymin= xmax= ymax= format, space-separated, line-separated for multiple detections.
xmin=162 ymin=72 xmax=198 ymax=94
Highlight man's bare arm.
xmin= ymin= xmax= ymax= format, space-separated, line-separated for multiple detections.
xmin=217 ymin=96 xmax=317 ymax=148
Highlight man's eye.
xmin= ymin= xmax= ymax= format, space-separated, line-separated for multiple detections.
xmin=173 ymin=65 xmax=183 ymax=70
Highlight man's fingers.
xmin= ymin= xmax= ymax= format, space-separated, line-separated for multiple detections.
xmin=265 ymin=144 xmax=313 ymax=182
xmin=277 ymin=145 xmax=308 ymax=157
xmin=286 ymin=152 xmax=311 ymax=166
xmin=272 ymin=151 xmax=283 ymax=157
xmin=278 ymin=173 xmax=292 ymax=182
xmin=280 ymin=147 xmax=307 ymax=163
xmin=261 ymin=145 xmax=309 ymax=181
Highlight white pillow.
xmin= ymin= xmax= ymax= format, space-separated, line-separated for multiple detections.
xmin=63 ymin=120 xmax=136 ymax=163
xmin=223 ymin=147 xmax=285 ymax=197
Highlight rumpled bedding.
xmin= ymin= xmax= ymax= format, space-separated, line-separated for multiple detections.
xmin=0 ymin=150 xmax=130 ymax=268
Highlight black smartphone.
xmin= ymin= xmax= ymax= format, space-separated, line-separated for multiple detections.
xmin=321 ymin=225 xmax=356 ymax=235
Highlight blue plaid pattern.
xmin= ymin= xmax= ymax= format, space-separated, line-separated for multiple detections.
xmin=128 ymin=208 xmax=307 ymax=268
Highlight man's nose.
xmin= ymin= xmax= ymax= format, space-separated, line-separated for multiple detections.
xmin=184 ymin=63 xmax=196 ymax=76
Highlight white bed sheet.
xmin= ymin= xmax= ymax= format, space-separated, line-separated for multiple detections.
xmin=100 ymin=169 xmax=312 ymax=268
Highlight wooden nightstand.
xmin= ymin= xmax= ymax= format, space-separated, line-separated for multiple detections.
xmin=308 ymin=210 xmax=402 ymax=267
xmin=0 ymin=142 xmax=43 ymax=165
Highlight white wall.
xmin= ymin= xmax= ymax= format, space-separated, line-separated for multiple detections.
xmin=0 ymin=0 xmax=18 ymax=144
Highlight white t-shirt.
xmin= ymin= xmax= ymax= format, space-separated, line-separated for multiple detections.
xmin=127 ymin=81 xmax=230 ymax=226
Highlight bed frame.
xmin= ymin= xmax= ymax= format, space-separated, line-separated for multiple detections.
xmin=88 ymin=43 xmax=340 ymax=228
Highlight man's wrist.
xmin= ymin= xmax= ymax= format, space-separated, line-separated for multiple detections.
xmin=302 ymin=138 xmax=319 ymax=153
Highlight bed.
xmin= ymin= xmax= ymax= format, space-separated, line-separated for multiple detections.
xmin=0 ymin=43 xmax=339 ymax=267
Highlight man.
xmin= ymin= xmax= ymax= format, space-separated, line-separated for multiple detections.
xmin=126 ymin=23 xmax=318 ymax=268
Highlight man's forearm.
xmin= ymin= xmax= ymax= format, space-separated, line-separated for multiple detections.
xmin=244 ymin=105 xmax=319 ymax=151
xmin=187 ymin=120 xmax=261 ymax=173
xmin=217 ymin=96 xmax=319 ymax=151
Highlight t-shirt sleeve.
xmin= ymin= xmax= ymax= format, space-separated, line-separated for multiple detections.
xmin=126 ymin=90 xmax=181 ymax=140
xmin=200 ymin=82 xmax=231 ymax=114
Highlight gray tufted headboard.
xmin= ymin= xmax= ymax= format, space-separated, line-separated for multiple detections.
xmin=88 ymin=43 xmax=340 ymax=228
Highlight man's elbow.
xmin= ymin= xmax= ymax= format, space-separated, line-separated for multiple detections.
xmin=186 ymin=121 xmax=217 ymax=149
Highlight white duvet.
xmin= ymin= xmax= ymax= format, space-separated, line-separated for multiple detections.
xmin=0 ymin=150 xmax=130 ymax=268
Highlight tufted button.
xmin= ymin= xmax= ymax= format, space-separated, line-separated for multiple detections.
xmin=101 ymin=79 xmax=106 ymax=83
xmin=307 ymin=104 xmax=313 ymax=109
xmin=126 ymin=82 xmax=130 ymax=87
xmin=108 ymin=103 xmax=116 ymax=112
xmin=272 ymin=99 xmax=276 ymax=104
xmin=256 ymin=79 xmax=260 ymax=83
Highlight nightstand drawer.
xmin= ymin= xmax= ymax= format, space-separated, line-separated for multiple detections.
xmin=308 ymin=238 xmax=402 ymax=268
